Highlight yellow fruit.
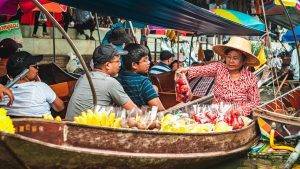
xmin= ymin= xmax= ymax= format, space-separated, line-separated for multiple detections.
xmin=108 ymin=113 xmax=116 ymax=127
xmin=74 ymin=117 xmax=80 ymax=123
xmin=100 ymin=112 xmax=108 ymax=126
xmin=0 ymin=109 xmax=15 ymax=134
xmin=55 ymin=116 xmax=62 ymax=122
xmin=214 ymin=122 xmax=233 ymax=132
xmin=0 ymin=108 xmax=7 ymax=116
xmin=43 ymin=114 xmax=54 ymax=120
xmin=112 ymin=118 xmax=121 ymax=128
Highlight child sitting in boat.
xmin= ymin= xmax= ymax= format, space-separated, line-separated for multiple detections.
xmin=66 ymin=44 xmax=137 ymax=120
xmin=116 ymin=43 xmax=165 ymax=111
xmin=0 ymin=51 xmax=65 ymax=117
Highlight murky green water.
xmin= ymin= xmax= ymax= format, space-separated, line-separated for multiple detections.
xmin=214 ymin=157 xmax=297 ymax=169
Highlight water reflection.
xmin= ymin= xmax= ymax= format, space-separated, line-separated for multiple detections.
xmin=213 ymin=157 xmax=299 ymax=169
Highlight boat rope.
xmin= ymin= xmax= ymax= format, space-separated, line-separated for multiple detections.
xmin=260 ymin=0 xmax=289 ymax=110
xmin=270 ymin=122 xmax=295 ymax=152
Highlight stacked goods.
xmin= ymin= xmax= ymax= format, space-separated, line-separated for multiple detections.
xmin=73 ymin=103 xmax=252 ymax=134
xmin=0 ymin=108 xmax=15 ymax=134
xmin=175 ymin=73 xmax=192 ymax=103
xmin=73 ymin=106 xmax=161 ymax=130
xmin=160 ymin=103 xmax=252 ymax=133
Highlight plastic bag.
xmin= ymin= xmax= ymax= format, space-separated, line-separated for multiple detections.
xmin=175 ymin=72 xmax=192 ymax=103
xmin=66 ymin=52 xmax=83 ymax=73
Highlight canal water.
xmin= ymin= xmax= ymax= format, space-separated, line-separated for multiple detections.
xmin=214 ymin=157 xmax=295 ymax=169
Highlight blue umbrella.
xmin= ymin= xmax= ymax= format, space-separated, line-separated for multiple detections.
xmin=282 ymin=25 xmax=300 ymax=43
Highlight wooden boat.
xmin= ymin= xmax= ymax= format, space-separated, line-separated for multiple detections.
xmin=0 ymin=118 xmax=258 ymax=169
xmin=38 ymin=62 xmax=79 ymax=85
xmin=254 ymin=86 xmax=300 ymax=129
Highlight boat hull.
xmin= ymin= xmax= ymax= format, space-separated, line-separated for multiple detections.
xmin=0 ymin=119 xmax=258 ymax=169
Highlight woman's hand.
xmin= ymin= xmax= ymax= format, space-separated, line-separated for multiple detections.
xmin=175 ymin=67 xmax=189 ymax=75
xmin=0 ymin=85 xmax=14 ymax=106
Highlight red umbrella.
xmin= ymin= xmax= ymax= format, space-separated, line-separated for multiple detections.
xmin=0 ymin=0 xmax=49 ymax=16
xmin=32 ymin=2 xmax=67 ymax=13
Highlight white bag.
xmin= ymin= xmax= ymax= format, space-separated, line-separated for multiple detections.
xmin=66 ymin=52 xmax=83 ymax=73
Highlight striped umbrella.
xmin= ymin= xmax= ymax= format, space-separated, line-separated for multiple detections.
xmin=214 ymin=9 xmax=265 ymax=32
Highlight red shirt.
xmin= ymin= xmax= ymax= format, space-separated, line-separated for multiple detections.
xmin=188 ymin=62 xmax=260 ymax=116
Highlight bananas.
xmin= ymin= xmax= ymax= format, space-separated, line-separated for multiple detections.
xmin=74 ymin=109 xmax=121 ymax=128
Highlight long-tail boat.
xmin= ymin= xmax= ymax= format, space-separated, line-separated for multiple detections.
xmin=0 ymin=118 xmax=257 ymax=169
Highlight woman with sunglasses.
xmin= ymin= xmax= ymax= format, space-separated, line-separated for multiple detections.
xmin=177 ymin=37 xmax=260 ymax=116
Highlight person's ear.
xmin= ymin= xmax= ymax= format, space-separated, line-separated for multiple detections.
xmin=132 ymin=62 xmax=138 ymax=70
xmin=105 ymin=62 xmax=111 ymax=70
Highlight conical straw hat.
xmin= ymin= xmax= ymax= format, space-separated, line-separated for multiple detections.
xmin=212 ymin=37 xmax=260 ymax=67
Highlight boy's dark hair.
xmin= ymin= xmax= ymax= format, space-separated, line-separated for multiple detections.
xmin=160 ymin=50 xmax=174 ymax=61
xmin=123 ymin=43 xmax=149 ymax=71
xmin=204 ymin=50 xmax=214 ymax=61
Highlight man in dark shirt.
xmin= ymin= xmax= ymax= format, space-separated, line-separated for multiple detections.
xmin=117 ymin=43 xmax=165 ymax=111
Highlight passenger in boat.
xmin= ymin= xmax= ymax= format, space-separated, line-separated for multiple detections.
xmin=176 ymin=37 xmax=260 ymax=116
xmin=0 ymin=38 xmax=22 ymax=77
xmin=0 ymin=84 xmax=14 ymax=106
xmin=66 ymin=44 xmax=137 ymax=120
xmin=170 ymin=60 xmax=184 ymax=71
xmin=0 ymin=51 xmax=65 ymax=117
xmin=149 ymin=50 xmax=174 ymax=75
xmin=116 ymin=43 xmax=165 ymax=111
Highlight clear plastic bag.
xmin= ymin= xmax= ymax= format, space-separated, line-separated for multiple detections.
xmin=175 ymin=73 xmax=192 ymax=103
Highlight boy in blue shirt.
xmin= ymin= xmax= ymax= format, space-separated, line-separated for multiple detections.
xmin=117 ymin=43 xmax=165 ymax=111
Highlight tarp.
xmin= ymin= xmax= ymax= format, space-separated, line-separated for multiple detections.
xmin=282 ymin=25 xmax=300 ymax=42
xmin=54 ymin=0 xmax=265 ymax=36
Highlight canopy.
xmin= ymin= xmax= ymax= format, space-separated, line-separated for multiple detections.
xmin=0 ymin=0 xmax=49 ymax=16
xmin=214 ymin=9 xmax=265 ymax=32
xmin=54 ymin=0 xmax=264 ymax=36
xmin=32 ymin=2 xmax=67 ymax=13
xmin=282 ymin=25 xmax=300 ymax=42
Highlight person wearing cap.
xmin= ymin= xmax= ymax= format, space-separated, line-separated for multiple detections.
xmin=176 ymin=37 xmax=260 ymax=116
xmin=149 ymin=50 xmax=174 ymax=75
xmin=117 ymin=43 xmax=165 ymax=111
xmin=65 ymin=44 xmax=137 ymax=120
xmin=0 ymin=38 xmax=22 ymax=77
xmin=0 ymin=51 xmax=65 ymax=117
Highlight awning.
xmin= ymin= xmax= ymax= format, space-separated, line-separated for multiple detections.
xmin=54 ymin=0 xmax=265 ymax=36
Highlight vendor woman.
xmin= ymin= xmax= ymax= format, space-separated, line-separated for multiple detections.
xmin=177 ymin=37 xmax=260 ymax=116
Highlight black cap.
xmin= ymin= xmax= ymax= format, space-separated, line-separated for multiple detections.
xmin=160 ymin=50 xmax=174 ymax=61
xmin=92 ymin=44 xmax=128 ymax=66
xmin=7 ymin=51 xmax=43 ymax=78
xmin=0 ymin=38 xmax=22 ymax=58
